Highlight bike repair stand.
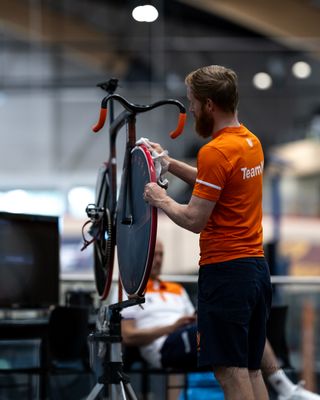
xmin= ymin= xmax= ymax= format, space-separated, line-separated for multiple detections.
xmin=87 ymin=297 xmax=145 ymax=400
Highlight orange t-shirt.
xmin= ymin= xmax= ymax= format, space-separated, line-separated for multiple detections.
xmin=192 ymin=124 xmax=264 ymax=265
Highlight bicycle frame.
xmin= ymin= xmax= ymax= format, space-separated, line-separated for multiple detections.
xmin=87 ymin=87 xmax=186 ymax=299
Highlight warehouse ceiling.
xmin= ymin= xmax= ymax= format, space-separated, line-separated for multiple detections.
xmin=0 ymin=0 xmax=129 ymax=77
xmin=178 ymin=0 xmax=320 ymax=53
xmin=1 ymin=0 xmax=320 ymax=193
xmin=2 ymin=0 xmax=319 ymax=87
xmin=2 ymin=0 xmax=320 ymax=59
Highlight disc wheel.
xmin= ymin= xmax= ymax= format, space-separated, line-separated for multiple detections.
xmin=116 ymin=145 xmax=157 ymax=296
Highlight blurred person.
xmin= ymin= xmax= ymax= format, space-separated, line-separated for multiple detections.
xmin=144 ymin=65 xmax=271 ymax=400
xmin=122 ymin=240 xmax=320 ymax=400
xmin=122 ymin=239 xmax=196 ymax=370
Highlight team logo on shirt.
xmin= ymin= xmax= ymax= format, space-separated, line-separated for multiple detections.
xmin=241 ymin=160 xmax=264 ymax=180
xmin=246 ymin=138 xmax=254 ymax=147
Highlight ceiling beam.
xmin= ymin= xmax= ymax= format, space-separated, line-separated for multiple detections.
xmin=178 ymin=0 xmax=320 ymax=52
xmin=0 ymin=0 xmax=129 ymax=75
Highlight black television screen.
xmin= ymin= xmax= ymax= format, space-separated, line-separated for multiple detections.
xmin=0 ymin=212 xmax=60 ymax=309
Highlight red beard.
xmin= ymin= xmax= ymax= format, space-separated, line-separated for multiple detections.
xmin=195 ymin=106 xmax=214 ymax=138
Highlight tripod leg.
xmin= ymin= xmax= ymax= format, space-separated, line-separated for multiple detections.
xmin=110 ymin=381 xmax=138 ymax=400
xmin=86 ymin=382 xmax=105 ymax=400
xmin=109 ymin=382 xmax=128 ymax=400
xmin=122 ymin=381 xmax=138 ymax=400
xmin=119 ymin=381 xmax=128 ymax=399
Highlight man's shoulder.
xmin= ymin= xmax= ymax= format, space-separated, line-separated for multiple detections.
xmin=157 ymin=281 xmax=184 ymax=295
xmin=198 ymin=139 xmax=229 ymax=165
xmin=199 ymin=139 xmax=220 ymax=155
xmin=201 ymin=125 xmax=261 ymax=155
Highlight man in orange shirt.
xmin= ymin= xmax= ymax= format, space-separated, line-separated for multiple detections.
xmin=122 ymin=240 xmax=320 ymax=400
xmin=144 ymin=65 xmax=272 ymax=400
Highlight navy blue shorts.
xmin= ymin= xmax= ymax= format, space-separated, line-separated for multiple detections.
xmin=197 ymin=257 xmax=272 ymax=370
xmin=160 ymin=324 xmax=198 ymax=369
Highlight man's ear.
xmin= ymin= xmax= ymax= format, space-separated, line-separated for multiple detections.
xmin=206 ymin=98 xmax=215 ymax=112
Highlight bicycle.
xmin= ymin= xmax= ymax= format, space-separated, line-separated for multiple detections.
xmin=82 ymin=78 xmax=187 ymax=301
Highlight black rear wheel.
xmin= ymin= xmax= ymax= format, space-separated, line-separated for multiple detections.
xmin=93 ymin=164 xmax=115 ymax=300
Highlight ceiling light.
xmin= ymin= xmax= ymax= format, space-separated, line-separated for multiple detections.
xmin=132 ymin=5 xmax=159 ymax=22
xmin=252 ymin=72 xmax=272 ymax=90
xmin=292 ymin=61 xmax=311 ymax=79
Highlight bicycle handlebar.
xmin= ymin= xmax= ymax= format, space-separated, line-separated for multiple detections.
xmin=92 ymin=94 xmax=186 ymax=138
xmin=92 ymin=108 xmax=107 ymax=133
xmin=170 ymin=112 xmax=187 ymax=139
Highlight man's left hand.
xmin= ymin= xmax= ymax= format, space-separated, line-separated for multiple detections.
xmin=144 ymin=182 xmax=167 ymax=207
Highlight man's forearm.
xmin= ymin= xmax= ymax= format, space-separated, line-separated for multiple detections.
xmin=155 ymin=196 xmax=202 ymax=234
xmin=123 ymin=324 xmax=175 ymax=347
xmin=168 ymin=157 xmax=197 ymax=186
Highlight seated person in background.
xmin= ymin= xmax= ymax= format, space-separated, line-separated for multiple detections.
xmin=121 ymin=239 xmax=320 ymax=400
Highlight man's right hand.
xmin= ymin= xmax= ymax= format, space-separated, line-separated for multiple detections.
xmin=170 ymin=315 xmax=197 ymax=333
xmin=148 ymin=141 xmax=167 ymax=157
xmin=149 ymin=142 xmax=197 ymax=186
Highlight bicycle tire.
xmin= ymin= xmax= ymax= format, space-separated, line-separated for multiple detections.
xmin=93 ymin=163 xmax=115 ymax=300
xmin=116 ymin=145 xmax=157 ymax=296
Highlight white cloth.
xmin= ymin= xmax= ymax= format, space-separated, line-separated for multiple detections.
xmin=135 ymin=137 xmax=169 ymax=187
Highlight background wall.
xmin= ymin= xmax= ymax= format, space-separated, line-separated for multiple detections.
xmin=1 ymin=0 xmax=320 ymax=278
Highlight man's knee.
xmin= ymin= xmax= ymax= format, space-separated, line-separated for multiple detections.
xmin=213 ymin=366 xmax=250 ymax=388
xmin=249 ymin=369 xmax=263 ymax=380
xmin=248 ymin=369 xmax=266 ymax=388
